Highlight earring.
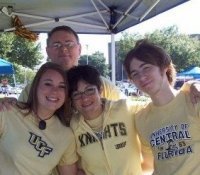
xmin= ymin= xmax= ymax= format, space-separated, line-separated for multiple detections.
xmin=72 ymin=108 xmax=79 ymax=114
xmin=70 ymin=101 xmax=79 ymax=114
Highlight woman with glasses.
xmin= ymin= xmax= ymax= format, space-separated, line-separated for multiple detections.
xmin=67 ymin=65 xmax=153 ymax=175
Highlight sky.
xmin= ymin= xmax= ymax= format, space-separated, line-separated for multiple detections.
xmin=39 ymin=0 xmax=200 ymax=62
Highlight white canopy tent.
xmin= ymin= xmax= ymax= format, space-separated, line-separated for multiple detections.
xmin=0 ymin=0 xmax=190 ymax=82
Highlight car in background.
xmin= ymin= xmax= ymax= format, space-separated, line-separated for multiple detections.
xmin=0 ymin=85 xmax=23 ymax=95
xmin=1 ymin=85 xmax=9 ymax=95
xmin=174 ymin=80 xmax=185 ymax=90
xmin=174 ymin=77 xmax=194 ymax=90
xmin=116 ymin=81 xmax=139 ymax=96
xmin=9 ymin=86 xmax=22 ymax=94
xmin=123 ymin=84 xmax=138 ymax=96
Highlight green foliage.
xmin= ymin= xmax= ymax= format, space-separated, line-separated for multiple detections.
xmin=0 ymin=32 xmax=43 ymax=68
xmin=118 ymin=32 xmax=142 ymax=61
xmin=118 ymin=25 xmax=200 ymax=72
xmin=13 ymin=64 xmax=36 ymax=84
xmin=146 ymin=26 xmax=200 ymax=72
xmin=79 ymin=51 xmax=110 ymax=77
xmin=7 ymin=34 xmax=43 ymax=69
xmin=0 ymin=32 xmax=43 ymax=84
xmin=0 ymin=33 xmax=14 ymax=58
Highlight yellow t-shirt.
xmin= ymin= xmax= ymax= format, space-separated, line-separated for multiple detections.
xmin=135 ymin=91 xmax=200 ymax=175
xmin=18 ymin=77 xmax=125 ymax=175
xmin=70 ymin=99 xmax=142 ymax=175
xmin=0 ymin=106 xmax=78 ymax=175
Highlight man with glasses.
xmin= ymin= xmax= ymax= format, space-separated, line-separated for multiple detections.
xmin=19 ymin=25 xmax=125 ymax=102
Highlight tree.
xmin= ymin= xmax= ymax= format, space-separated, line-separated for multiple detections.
xmin=0 ymin=33 xmax=14 ymax=58
xmin=7 ymin=34 xmax=43 ymax=69
xmin=118 ymin=26 xmax=200 ymax=72
xmin=13 ymin=64 xmax=36 ymax=85
xmin=0 ymin=32 xmax=43 ymax=69
xmin=146 ymin=26 xmax=200 ymax=72
xmin=0 ymin=32 xmax=43 ymax=84
xmin=118 ymin=32 xmax=142 ymax=62
xmin=79 ymin=51 xmax=110 ymax=77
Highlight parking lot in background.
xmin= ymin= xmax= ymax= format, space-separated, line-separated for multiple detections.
xmin=0 ymin=85 xmax=22 ymax=99
xmin=0 ymin=93 xmax=20 ymax=99
xmin=116 ymin=81 xmax=143 ymax=97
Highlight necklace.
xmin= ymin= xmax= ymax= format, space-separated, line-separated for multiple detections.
xmin=35 ymin=113 xmax=54 ymax=130
xmin=39 ymin=120 xmax=46 ymax=130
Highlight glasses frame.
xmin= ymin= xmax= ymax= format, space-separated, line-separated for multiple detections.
xmin=71 ymin=87 xmax=97 ymax=100
xmin=50 ymin=41 xmax=78 ymax=49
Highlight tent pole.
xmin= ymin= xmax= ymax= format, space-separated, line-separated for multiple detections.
xmin=111 ymin=33 xmax=116 ymax=84
xmin=13 ymin=74 xmax=16 ymax=87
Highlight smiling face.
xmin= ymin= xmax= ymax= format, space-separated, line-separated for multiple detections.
xmin=129 ymin=58 xmax=168 ymax=97
xmin=46 ymin=30 xmax=81 ymax=70
xmin=37 ymin=69 xmax=66 ymax=117
xmin=72 ymin=80 xmax=102 ymax=120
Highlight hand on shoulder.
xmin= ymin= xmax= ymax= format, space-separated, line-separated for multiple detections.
xmin=0 ymin=97 xmax=17 ymax=111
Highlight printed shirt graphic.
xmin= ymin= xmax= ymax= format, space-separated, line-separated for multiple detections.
xmin=0 ymin=106 xmax=77 ymax=175
xmin=135 ymin=91 xmax=200 ymax=175
xmin=150 ymin=123 xmax=192 ymax=161
xmin=70 ymin=99 xmax=142 ymax=175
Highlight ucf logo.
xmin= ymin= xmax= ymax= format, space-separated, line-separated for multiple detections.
xmin=29 ymin=132 xmax=53 ymax=157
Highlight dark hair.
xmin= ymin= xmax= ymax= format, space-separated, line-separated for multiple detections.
xmin=46 ymin=25 xmax=79 ymax=46
xmin=124 ymin=39 xmax=176 ymax=85
xmin=67 ymin=65 xmax=102 ymax=97
xmin=17 ymin=62 xmax=71 ymax=126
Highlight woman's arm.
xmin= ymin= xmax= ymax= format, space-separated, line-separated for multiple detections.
xmin=141 ymin=150 xmax=154 ymax=175
xmin=180 ymin=81 xmax=200 ymax=104
xmin=58 ymin=163 xmax=77 ymax=175
xmin=137 ymin=135 xmax=154 ymax=174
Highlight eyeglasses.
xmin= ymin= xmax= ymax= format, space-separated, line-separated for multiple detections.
xmin=50 ymin=41 xmax=78 ymax=49
xmin=71 ymin=87 xmax=97 ymax=100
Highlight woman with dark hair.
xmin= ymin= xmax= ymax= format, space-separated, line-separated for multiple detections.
xmin=0 ymin=62 xmax=77 ymax=175
xmin=67 ymin=65 xmax=152 ymax=175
